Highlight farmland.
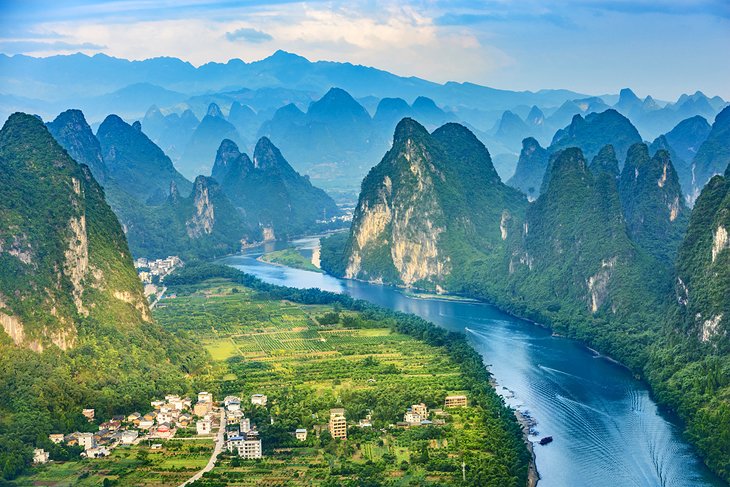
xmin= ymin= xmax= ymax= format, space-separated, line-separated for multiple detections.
xmin=151 ymin=267 xmax=528 ymax=486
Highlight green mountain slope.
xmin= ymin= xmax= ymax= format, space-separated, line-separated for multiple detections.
xmin=692 ymin=106 xmax=730 ymax=203
xmin=0 ymin=113 xmax=150 ymax=350
xmin=213 ymin=137 xmax=341 ymax=239
xmin=46 ymin=109 xmax=108 ymax=184
xmin=619 ymin=143 xmax=689 ymax=264
xmin=549 ymin=109 xmax=642 ymax=166
xmin=326 ymin=118 xmax=526 ymax=288
xmin=0 ymin=113 xmax=208 ymax=481
xmin=507 ymin=137 xmax=549 ymax=200
xmin=97 ymin=114 xmax=192 ymax=205
xmin=646 ymin=163 xmax=730 ymax=481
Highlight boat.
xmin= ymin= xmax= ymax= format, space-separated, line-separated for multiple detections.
xmin=539 ymin=436 xmax=553 ymax=445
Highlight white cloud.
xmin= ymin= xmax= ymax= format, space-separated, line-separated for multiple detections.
xmin=30 ymin=2 xmax=512 ymax=84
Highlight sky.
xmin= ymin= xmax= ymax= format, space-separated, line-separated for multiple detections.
xmin=0 ymin=0 xmax=729 ymax=100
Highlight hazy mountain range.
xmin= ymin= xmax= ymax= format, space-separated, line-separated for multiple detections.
xmin=2 ymin=52 xmax=727 ymax=193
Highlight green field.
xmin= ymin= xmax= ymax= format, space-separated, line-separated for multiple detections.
xmin=151 ymin=275 xmax=526 ymax=486
xmin=259 ymin=248 xmax=323 ymax=273
xmin=14 ymin=440 xmax=214 ymax=487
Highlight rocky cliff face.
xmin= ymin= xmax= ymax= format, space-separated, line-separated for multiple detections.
xmin=0 ymin=113 xmax=150 ymax=351
xmin=345 ymin=120 xmax=449 ymax=285
xmin=186 ymin=176 xmax=216 ymax=238
xmin=339 ymin=118 xmax=526 ymax=288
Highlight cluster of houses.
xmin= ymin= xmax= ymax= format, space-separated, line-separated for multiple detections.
xmin=396 ymin=395 xmax=468 ymax=428
xmin=37 ymin=392 xmax=205 ymax=464
xmin=134 ymin=256 xmax=183 ymax=296
xmin=286 ymin=394 xmax=469 ymax=445
xmin=222 ymin=395 xmax=265 ymax=459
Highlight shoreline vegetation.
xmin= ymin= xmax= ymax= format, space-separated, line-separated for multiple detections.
xmin=258 ymin=248 xmax=324 ymax=273
xmin=158 ymin=263 xmax=535 ymax=486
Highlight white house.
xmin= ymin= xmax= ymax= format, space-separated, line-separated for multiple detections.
xmin=227 ymin=434 xmax=262 ymax=459
xmin=295 ymin=429 xmax=308 ymax=441
xmin=121 ymin=430 xmax=139 ymax=444
xmin=33 ymin=449 xmax=49 ymax=464
xmin=78 ymin=432 xmax=96 ymax=450
xmin=198 ymin=392 xmax=213 ymax=403
xmin=251 ymin=394 xmax=268 ymax=406
xmin=224 ymin=396 xmax=241 ymax=411
xmin=196 ymin=418 xmax=212 ymax=435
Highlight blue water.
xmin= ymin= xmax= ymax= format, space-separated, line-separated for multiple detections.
xmin=220 ymin=237 xmax=725 ymax=487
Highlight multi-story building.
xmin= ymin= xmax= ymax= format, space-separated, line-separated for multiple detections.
xmin=197 ymin=418 xmax=212 ymax=435
xmin=295 ymin=428 xmax=308 ymax=441
xmin=227 ymin=433 xmax=262 ymax=459
xmin=329 ymin=408 xmax=347 ymax=440
xmin=411 ymin=403 xmax=428 ymax=418
xmin=78 ymin=432 xmax=96 ymax=450
xmin=444 ymin=395 xmax=468 ymax=408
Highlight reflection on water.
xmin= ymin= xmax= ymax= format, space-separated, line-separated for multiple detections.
xmin=219 ymin=238 xmax=724 ymax=487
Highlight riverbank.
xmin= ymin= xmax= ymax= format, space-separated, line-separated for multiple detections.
xmin=219 ymin=242 xmax=726 ymax=486
xmin=515 ymin=410 xmax=540 ymax=487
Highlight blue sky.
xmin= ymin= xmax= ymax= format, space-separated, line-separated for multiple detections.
xmin=0 ymin=0 xmax=728 ymax=99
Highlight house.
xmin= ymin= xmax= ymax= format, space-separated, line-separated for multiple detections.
xmin=99 ymin=421 xmax=121 ymax=431
xmin=151 ymin=400 xmax=165 ymax=409
xmin=82 ymin=446 xmax=110 ymax=458
xmin=227 ymin=433 xmax=262 ymax=459
xmin=411 ymin=403 xmax=428 ymax=418
xmin=82 ymin=408 xmax=95 ymax=421
xmin=77 ymin=432 xmax=96 ymax=450
xmin=198 ymin=391 xmax=213 ymax=404
xmin=152 ymin=423 xmax=174 ymax=439
xmin=143 ymin=412 xmax=157 ymax=422
xmin=138 ymin=419 xmax=154 ymax=430
xmin=177 ymin=413 xmax=192 ymax=427
xmin=48 ymin=433 xmax=64 ymax=444
xmin=194 ymin=402 xmax=212 ymax=417
xmin=151 ymin=444 xmax=163 ymax=450
xmin=157 ymin=411 xmax=173 ymax=424
xmin=295 ymin=428 xmax=308 ymax=441
xmin=33 ymin=449 xmax=49 ymax=464
xmin=224 ymin=396 xmax=241 ymax=411
xmin=404 ymin=411 xmax=423 ymax=424
xmin=444 ymin=395 xmax=468 ymax=408
xmin=121 ymin=430 xmax=139 ymax=444
xmin=251 ymin=394 xmax=268 ymax=406
xmin=329 ymin=408 xmax=347 ymax=440
xmin=196 ymin=418 xmax=212 ymax=435
xmin=127 ymin=412 xmax=142 ymax=423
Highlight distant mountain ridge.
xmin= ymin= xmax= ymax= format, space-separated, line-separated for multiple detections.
xmin=46 ymin=109 xmax=340 ymax=258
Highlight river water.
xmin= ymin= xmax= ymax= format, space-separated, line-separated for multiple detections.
xmin=220 ymin=237 xmax=725 ymax=487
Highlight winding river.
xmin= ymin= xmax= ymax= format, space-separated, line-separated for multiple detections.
xmin=220 ymin=237 xmax=725 ymax=487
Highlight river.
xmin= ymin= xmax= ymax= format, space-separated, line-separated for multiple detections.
xmin=220 ymin=237 xmax=725 ymax=487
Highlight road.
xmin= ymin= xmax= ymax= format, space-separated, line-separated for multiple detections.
xmin=178 ymin=410 xmax=226 ymax=487
xmin=149 ymin=286 xmax=167 ymax=309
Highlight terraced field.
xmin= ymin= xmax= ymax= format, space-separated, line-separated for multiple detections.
xmin=151 ymin=277 xmax=523 ymax=486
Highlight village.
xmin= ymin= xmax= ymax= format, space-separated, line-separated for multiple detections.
xmin=33 ymin=390 xmax=469 ymax=470
xmin=134 ymin=255 xmax=183 ymax=301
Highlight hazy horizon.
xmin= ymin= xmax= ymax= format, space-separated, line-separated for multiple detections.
xmin=1 ymin=0 xmax=728 ymax=100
